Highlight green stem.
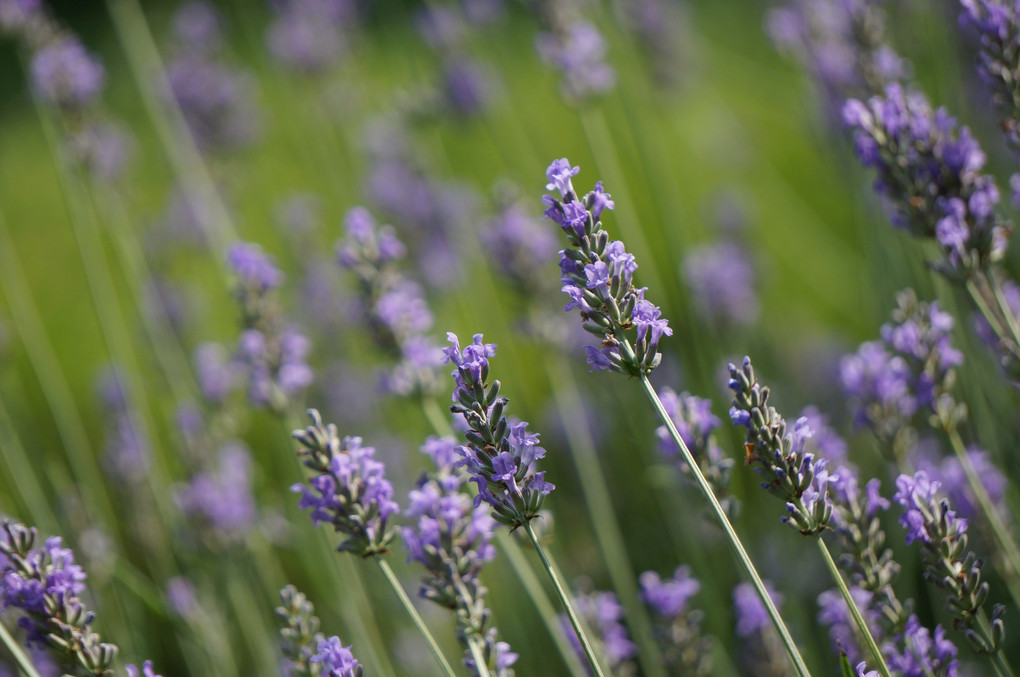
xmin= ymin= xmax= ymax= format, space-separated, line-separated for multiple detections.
xmin=638 ymin=373 xmax=812 ymax=677
xmin=465 ymin=633 xmax=493 ymax=677
xmin=0 ymin=621 xmax=42 ymax=677
xmin=373 ymin=555 xmax=458 ymax=677
xmin=524 ymin=521 xmax=609 ymax=677
xmin=816 ymin=539 xmax=891 ymax=677
xmin=105 ymin=0 xmax=238 ymax=257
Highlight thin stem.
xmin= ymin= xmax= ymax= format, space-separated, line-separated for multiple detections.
xmin=524 ymin=521 xmax=609 ymax=677
xmin=816 ymin=539 xmax=891 ymax=677
xmin=0 ymin=621 xmax=42 ymax=677
xmin=373 ymin=555 xmax=458 ymax=677
xmin=465 ymin=633 xmax=493 ymax=677
xmin=105 ymin=0 xmax=238 ymax=257
xmin=638 ymin=373 xmax=813 ymax=677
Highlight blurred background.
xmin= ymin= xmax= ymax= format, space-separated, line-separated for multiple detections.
xmin=1 ymin=0 xmax=1018 ymax=674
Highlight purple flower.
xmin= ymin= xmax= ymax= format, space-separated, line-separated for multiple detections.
xmin=766 ymin=0 xmax=905 ymax=107
xmin=0 ymin=0 xmax=41 ymax=33
xmin=545 ymin=158 xmax=580 ymax=197
xmin=175 ymin=442 xmax=257 ymax=540
xmin=545 ymin=160 xmax=670 ymax=376
xmin=30 ymin=37 xmax=105 ymax=109
xmin=227 ymin=242 xmax=284 ymax=290
xmin=292 ymin=411 xmax=399 ymax=556
xmin=844 ymin=83 xmax=1009 ymax=275
xmin=311 ymin=636 xmax=361 ymax=677
xmin=267 ymin=3 xmax=345 ymax=74
xmin=171 ymin=2 xmax=222 ymax=54
xmin=535 ymin=21 xmax=616 ymax=100
xmin=893 ymin=472 xmax=965 ymax=546
xmin=562 ymin=590 xmax=637 ymax=671
xmin=446 ymin=333 xmax=554 ymax=527
xmin=165 ymin=576 xmax=197 ymax=618
xmin=733 ymin=580 xmax=782 ymax=638
xmin=683 ymin=240 xmax=759 ymax=326
xmin=884 ymin=615 xmax=959 ymax=677
xmin=166 ymin=54 xmax=260 ymax=153
xmin=816 ymin=586 xmax=878 ymax=665
xmin=125 ymin=661 xmax=163 ymax=677
xmin=640 ymin=566 xmax=700 ymax=618
xmin=729 ymin=357 xmax=833 ymax=533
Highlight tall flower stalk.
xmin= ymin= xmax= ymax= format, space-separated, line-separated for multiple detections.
xmin=291 ymin=409 xmax=457 ymax=677
xmin=542 ymin=158 xmax=812 ymax=677
xmin=442 ymin=332 xmax=607 ymax=676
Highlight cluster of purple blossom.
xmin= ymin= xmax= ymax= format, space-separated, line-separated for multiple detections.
xmin=766 ymin=0 xmax=906 ymax=105
xmin=223 ymin=241 xmax=314 ymax=412
xmin=336 ymin=207 xmax=444 ymax=397
xmin=544 ymin=158 xmax=672 ymax=375
xmin=276 ymin=585 xmax=362 ymax=677
xmin=654 ymin=388 xmax=735 ymax=512
xmin=535 ymin=20 xmax=615 ymax=101
xmin=841 ymin=290 xmax=962 ymax=439
xmin=291 ymin=409 xmax=400 ymax=556
xmin=165 ymin=3 xmax=260 ymax=155
xmin=94 ymin=366 xmax=150 ymax=481
xmin=728 ymin=356 xmax=833 ymax=534
xmin=960 ymin=0 xmax=1020 ymax=155
xmin=843 ymin=83 xmax=1009 ymax=278
xmin=0 ymin=520 xmax=160 ymax=676
xmin=267 ymin=0 xmax=354 ymax=76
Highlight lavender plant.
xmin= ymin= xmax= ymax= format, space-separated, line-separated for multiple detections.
xmin=640 ymin=567 xmax=712 ymax=675
xmin=543 ymin=158 xmax=811 ymax=676
xmin=291 ymin=408 xmax=457 ymax=676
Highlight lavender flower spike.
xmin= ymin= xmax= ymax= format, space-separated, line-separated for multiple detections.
xmin=0 ymin=520 xmax=119 ymax=676
xmin=311 ymin=636 xmax=363 ymax=677
xmin=291 ymin=409 xmax=399 ymax=556
xmin=543 ymin=159 xmax=671 ymax=376
xmin=728 ymin=356 xmax=833 ymax=534
xmin=276 ymin=585 xmax=326 ymax=677
xmin=893 ymin=471 xmax=1007 ymax=658
xmin=843 ymin=82 xmax=1010 ymax=280
xmin=444 ymin=333 xmax=554 ymax=528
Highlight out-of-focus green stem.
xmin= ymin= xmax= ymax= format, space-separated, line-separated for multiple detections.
xmin=639 ymin=373 xmax=812 ymax=677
